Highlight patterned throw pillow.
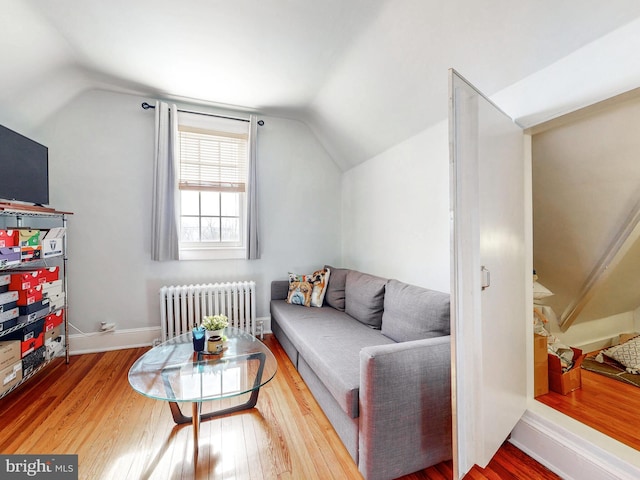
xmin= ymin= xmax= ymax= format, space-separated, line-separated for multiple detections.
xmin=602 ymin=335 xmax=640 ymax=374
xmin=286 ymin=280 xmax=313 ymax=307
xmin=288 ymin=268 xmax=331 ymax=307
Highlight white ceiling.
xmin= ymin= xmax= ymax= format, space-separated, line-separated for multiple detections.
xmin=3 ymin=0 xmax=640 ymax=169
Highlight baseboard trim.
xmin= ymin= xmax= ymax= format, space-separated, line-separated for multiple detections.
xmin=69 ymin=316 xmax=272 ymax=355
xmin=510 ymin=408 xmax=640 ymax=480
xmin=69 ymin=327 xmax=162 ymax=355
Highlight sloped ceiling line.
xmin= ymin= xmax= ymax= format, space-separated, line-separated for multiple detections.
xmin=4 ymin=1 xmax=640 ymax=168
xmin=559 ymin=196 xmax=640 ymax=331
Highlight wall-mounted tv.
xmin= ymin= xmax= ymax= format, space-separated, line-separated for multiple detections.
xmin=0 ymin=124 xmax=49 ymax=206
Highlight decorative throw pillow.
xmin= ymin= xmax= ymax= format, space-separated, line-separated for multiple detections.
xmin=601 ymin=335 xmax=640 ymax=374
xmin=287 ymin=268 xmax=331 ymax=307
xmin=308 ymin=268 xmax=330 ymax=307
xmin=286 ymin=280 xmax=313 ymax=307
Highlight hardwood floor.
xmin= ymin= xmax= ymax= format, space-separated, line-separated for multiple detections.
xmin=536 ymin=365 xmax=640 ymax=451
xmin=0 ymin=335 xmax=559 ymax=479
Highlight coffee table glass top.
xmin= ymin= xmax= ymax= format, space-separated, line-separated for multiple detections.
xmin=128 ymin=327 xmax=277 ymax=403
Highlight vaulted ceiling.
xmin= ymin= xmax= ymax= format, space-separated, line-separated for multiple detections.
xmin=3 ymin=0 xmax=640 ymax=170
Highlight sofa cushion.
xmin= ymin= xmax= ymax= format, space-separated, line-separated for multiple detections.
xmin=381 ymin=279 xmax=450 ymax=342
xmin=324 ymin=265 xmax=348 ymax=311
xmin=345 ymin=270 xmax=386 ymax=329
xmin=271 ymin=300 xmax=394 ymax=418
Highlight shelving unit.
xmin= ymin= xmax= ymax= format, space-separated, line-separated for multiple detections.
xmin=0 ymin=204 xmax=72 ymax=399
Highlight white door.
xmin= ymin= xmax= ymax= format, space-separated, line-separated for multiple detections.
xmin=449 ymin=69 xmax=528 ymax=479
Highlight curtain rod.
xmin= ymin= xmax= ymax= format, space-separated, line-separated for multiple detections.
xmin=141 ymin=102 xmax=264 ymax=126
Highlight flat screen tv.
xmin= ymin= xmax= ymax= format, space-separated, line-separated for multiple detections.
xmin=0 ymin=124 xmax=49 ymax=206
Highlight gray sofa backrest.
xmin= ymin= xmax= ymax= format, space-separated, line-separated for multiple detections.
xmin=271 ymin=280 xmax=290 ymax=301
xmin=344 ymin=270 xmax=387 ymax=329
xmin=274 ymin=267 xmax=450 ymax=342
xmin=324 ymin=265 xmax=348 ymax=311
xmin=381 ymin=279 xmax=450 ymax=342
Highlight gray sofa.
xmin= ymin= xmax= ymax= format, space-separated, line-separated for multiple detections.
xmin=270 ymin=266 xmax=452 ymax=480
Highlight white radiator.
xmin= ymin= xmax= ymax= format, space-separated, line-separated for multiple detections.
xmin=159 ymin=281 xmax=258 ymax=341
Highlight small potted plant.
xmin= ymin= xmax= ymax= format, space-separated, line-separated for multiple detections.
xmin=201 ymin=314 xmax=229 ymax=338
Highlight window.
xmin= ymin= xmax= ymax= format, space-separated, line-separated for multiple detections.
xmin=177 ymin=112 xmax=250 ymax=260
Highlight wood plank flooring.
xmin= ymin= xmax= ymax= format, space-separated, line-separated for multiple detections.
xmin=0 ymin=335 xmax=559 ymax=479
xmin=536 ymin=366 xmax=640 ymax=451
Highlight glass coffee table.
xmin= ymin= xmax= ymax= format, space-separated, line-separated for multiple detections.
xmin=128 ymin=327 xmax=277 ymax=459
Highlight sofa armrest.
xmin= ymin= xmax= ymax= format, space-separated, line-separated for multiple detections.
xmin=271 ymin=280 xmax=289 ymax=301
xmin=359 ymin=336 xmax=452 ymax=480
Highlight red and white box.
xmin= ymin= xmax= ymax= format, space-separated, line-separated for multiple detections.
xmin=0 ymin=230 xmax=18 ymax=248
xmin=8 ymin=271 xmax=41 ymax=291
xmin=20 ymin=333 xmax=44 ymax=358
xmin=28 ymin=269 xmax=47 ymax=285
xmin=45 ymin=310 xmax=64 ymax=331
xmin=42 ymin=267 xmax=60 ymax=283
xmin=17 ymin=286 xmax=43 ymax=306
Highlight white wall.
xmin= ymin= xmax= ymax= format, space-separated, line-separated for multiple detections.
xmin=545 ymin=310 xmax=636 ymax=351
xmin=35 ymin=89 xmax=342 ymax=351
xmin=342 ymin=120 xmax=450 ymax=292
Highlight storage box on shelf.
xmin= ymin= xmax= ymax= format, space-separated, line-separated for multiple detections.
xmin=0 ymin=246 xmax=20 ymax=267
xmin=0 ymin=307 xmax=19 ymax=332
xmin=8 ymin=270 xmax=43 ymax=290
xmin=0 ymin=229 xmax=17 ymax=248
xmin=0 ymin=340 xmax=19 ymax=370
xmin=0 ymin=205 xmax=71 ymax=399
xmin=42 ymin=229 xmax=65 ymax=258
xmin=0 ymin=361 xmax=22 ymax=396
xmin=22 ymin=346 xmax=46 ymax=376
xmin=45 ymin=325 xmax=62 ymax=343
xmin=42 ymin=279 xmax=62 ymax=297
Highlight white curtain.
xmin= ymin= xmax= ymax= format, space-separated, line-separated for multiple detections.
xmin=151 ymin=101 xmax=180 ymax=261
xmin=246 ymin=114 xmax=260 ymax=259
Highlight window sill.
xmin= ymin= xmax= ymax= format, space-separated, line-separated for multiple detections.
xmin=179 ymin=246 xmax=246 ymax=261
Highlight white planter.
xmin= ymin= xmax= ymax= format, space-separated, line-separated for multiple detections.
xmin=205 ymin=329 xmax=224 ymax=339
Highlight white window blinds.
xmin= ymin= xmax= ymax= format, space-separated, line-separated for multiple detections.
xmin=177 ymin=112 xmax=249 ymax=193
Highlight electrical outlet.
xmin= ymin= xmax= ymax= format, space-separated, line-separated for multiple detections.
xmin=100 ymin=322 xmax=116 ymax=332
